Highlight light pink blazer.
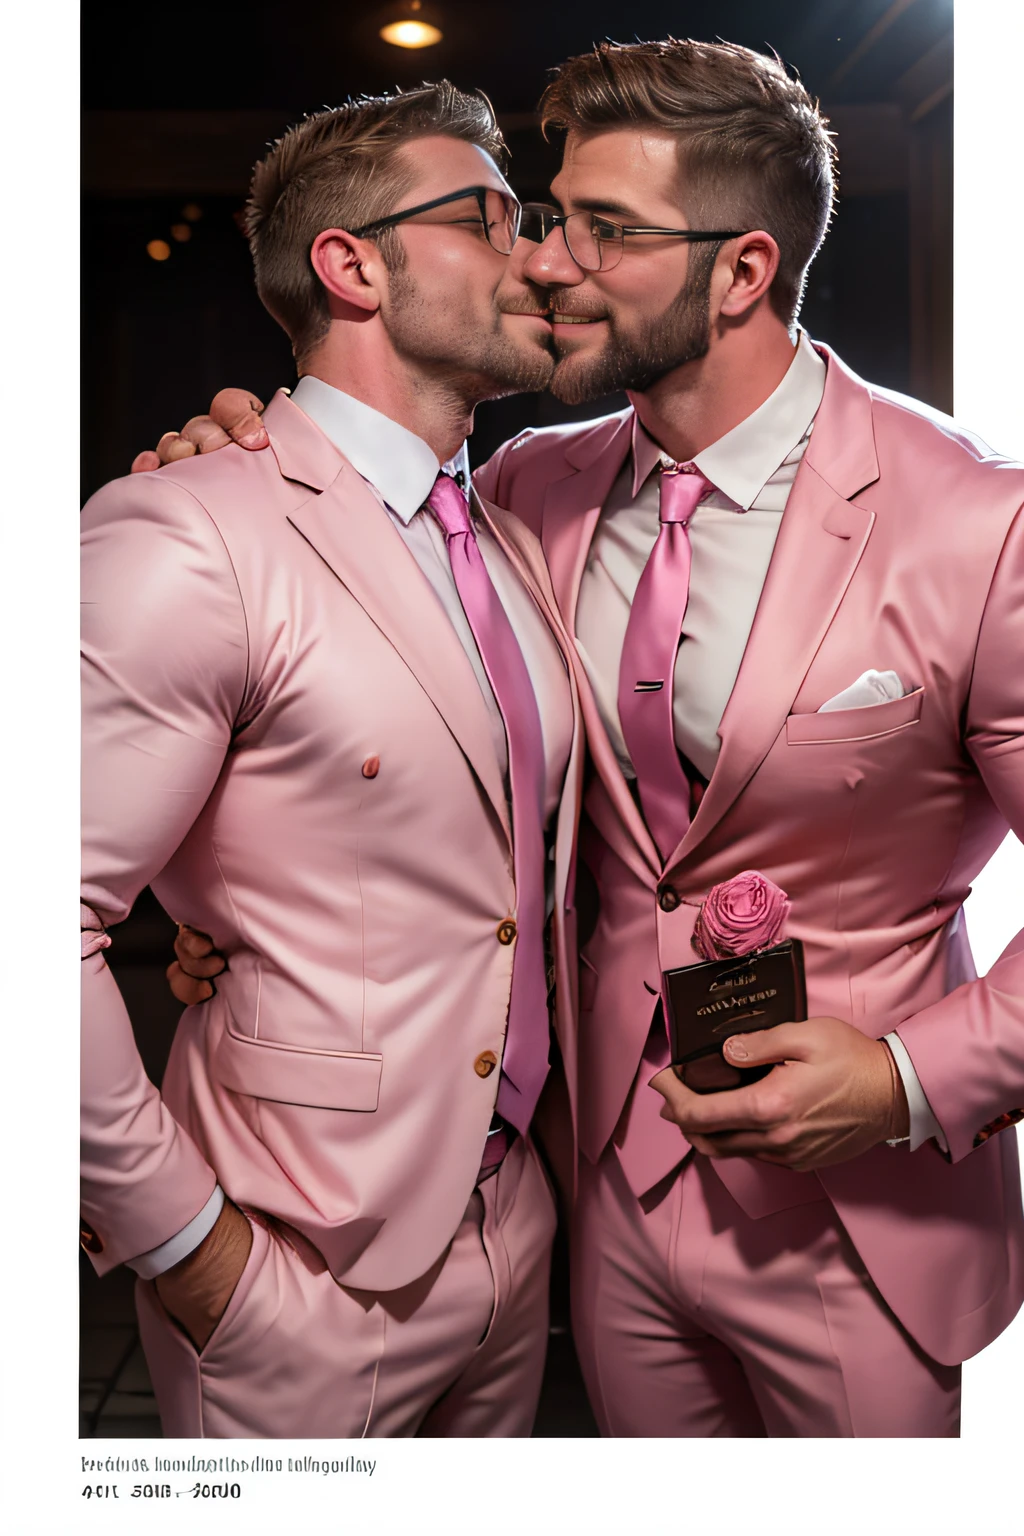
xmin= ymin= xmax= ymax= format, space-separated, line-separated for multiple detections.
xmin=474 ymin=344 xmax=1024 ymax=1366
xmin=81 ymin=391 xmax=584 ymax=1291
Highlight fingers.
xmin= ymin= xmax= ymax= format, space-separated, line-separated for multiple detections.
xmin=209 ymin=388 xmax=268 ymax=449
xmin=179 ymin=415 xmax=234 ymax=454
xmin=166 ymin=961 xmax=214 ymax=1006
xmin=174 ymin=924 xmax=227 ymax=979
xmin=175 ymin=923 xmax=216 ymax=956
xmin=147 ymin=388 xmax=269 ymax=472
xmin=156 ymin=431 xmax=198 ymax=465
xmin=654 ymin=1066 xmax=786 ymax=1136
xmin=722 ymin=1020 xmax=813 ymax=1068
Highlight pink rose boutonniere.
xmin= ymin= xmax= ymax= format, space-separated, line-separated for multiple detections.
xmin=692 ymin=871 xmax=791 ymax=962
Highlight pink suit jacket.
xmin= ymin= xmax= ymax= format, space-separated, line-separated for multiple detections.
xmin=81 ymin=390 xmax=584 ymax=1292
xmin=474 ymin=344 xmax=1024 ymax=1367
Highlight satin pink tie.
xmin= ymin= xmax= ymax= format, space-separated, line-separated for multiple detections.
xmin=617 ymin=462 xmax=711 ymax=862
xmin=427 ymin=473 xmax=550 ymax=1136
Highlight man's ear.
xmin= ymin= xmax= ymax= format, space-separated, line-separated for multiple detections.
xmin=716 ymin=230 xmax=781 ymax=319
xmin=310 ymin=229 xmax=384 ymax=318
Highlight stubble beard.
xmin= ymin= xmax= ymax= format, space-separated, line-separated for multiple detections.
xmin=549 ymin=247 xmax=717 ymax=406
xmin=383 ymin=264 xmax=556 ymax=402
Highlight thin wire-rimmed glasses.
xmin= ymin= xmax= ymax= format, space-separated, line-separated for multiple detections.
xmin=519 ymin=204 xmax=747 ymax=272
xmin=351 ymin=185 xmax=523 ymax=255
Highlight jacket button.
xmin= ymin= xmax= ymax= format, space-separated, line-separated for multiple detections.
xmin=361 ymin=756 xmax=380 ymax=779
xmin=497 ymin=919 xmax=517 ymax=945
xmin=658 ymin=886 xmax=680 ymax=912
xmin=80 ymin=1221 xmax=103 ymax=1255
xmin=474 ymin=1051 xmax=498 ymax=1078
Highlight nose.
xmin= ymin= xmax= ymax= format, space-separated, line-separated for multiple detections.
xmin=522 ymin=227 xmax=586 ymax=288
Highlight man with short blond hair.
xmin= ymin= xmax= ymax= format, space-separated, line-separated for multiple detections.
xmin=82 ymin=83 xmax=584 ymax=1439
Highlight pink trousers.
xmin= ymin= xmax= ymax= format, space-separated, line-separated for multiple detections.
xmin=571 ymin=1147 xmax=961 ymax=1437
xmin=136 ymin=1137 xmax=557 ymax=1438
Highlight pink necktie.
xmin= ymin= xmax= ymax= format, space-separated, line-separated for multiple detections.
xmin=427 ymin=473 xmax=550 ymax=1136
xmin=617 ymin=462 xmax=711 ymax=862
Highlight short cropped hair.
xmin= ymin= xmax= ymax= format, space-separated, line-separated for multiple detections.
xmin=540 ymin=39 xmax=837 ymax=327
xmin=245 ymin=84 xmax=506 ymax=364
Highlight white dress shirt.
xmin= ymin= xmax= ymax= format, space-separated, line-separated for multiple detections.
xmin=130 ymin=377 xmax=573 ymax=1277
xmin=574 ymin=331 xmax=942 ymax=1153
xmin=576 ymin=330 xmax=826 ymax=782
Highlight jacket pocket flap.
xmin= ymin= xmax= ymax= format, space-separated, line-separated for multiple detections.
xmin=213 ymin=1027 xmax=382 ymax=1111
xmin=786 ymin=687 xmax=924 ymax=745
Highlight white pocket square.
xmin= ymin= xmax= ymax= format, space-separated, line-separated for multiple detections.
xmin=818 ymin=669 xmax=907 ymax=713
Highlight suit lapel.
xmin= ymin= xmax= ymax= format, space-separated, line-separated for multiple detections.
xmin=667 ymin=349 xmax=880 ymax=867
xmin=538 ymin=414 xmax=661 ymax=874
xmin=477 ymin=492 xmax=586 ymax=1090
xmin=541 ymin=412 xmax=632 ymax=624
xmin=476 ymin=491 xmax=569 ymax=654
xmin=265 ymin=392 xmax=512 ymax=845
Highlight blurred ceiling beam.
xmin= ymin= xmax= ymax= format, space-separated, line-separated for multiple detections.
xmin=826 ymin=0 xmax=922 ymax=90
xmin=893 ymin=31 xmax=953 ymax=121
xmin=82 ymin=107 xmax=910 ymax=198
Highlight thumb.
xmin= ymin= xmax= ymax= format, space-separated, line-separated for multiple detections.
xmin=722 ymin=1021 xmax=810 ymax=1067
xmin=209 ymin=388 xmax=268 ymax=449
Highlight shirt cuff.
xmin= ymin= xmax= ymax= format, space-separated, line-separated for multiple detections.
xmin=125 ymin=1185 xmax=225 ymax=1279
xmin=884 ymin=1032 xmax=949 ymax=1154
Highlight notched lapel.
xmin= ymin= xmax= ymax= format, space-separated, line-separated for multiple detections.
xmin=288 ymin=464 xmax=512 ymax=845
xmin=668 ymin=459 xmax=876 ymax=866
xmin=540 ymin=415 xmax=632 ymax=624
xmin=538 ymin=419 xmax=660 ymax=873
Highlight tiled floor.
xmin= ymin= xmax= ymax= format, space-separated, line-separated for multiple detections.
xmin=81 ymin=889 xmax=598 ymax=1439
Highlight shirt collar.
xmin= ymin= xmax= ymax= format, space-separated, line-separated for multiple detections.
xmin=630 ymin=329 xmax=827 ymax=509
xmin=290 ymin=375 xmax=470 ymax=523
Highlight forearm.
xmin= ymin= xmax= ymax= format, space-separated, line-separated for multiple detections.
xmin=81 ymin=946 xmax=218 ymax=1274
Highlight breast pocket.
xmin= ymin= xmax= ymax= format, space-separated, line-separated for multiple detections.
xmin=785 ymin=687 xmax=925 ymax=745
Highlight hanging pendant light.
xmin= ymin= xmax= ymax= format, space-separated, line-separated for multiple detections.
xmin=379 ymin=1 xmax=443 ymax=49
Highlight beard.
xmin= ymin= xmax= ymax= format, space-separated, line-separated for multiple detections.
xmin=549 ymin=245 xmax=718 ymax=406
xmin=382 ymin=262 xmax=556 ymax=401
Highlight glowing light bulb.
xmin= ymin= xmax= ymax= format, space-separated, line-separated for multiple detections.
xmin=147 ymin=240 xmax=171 ymax=262
xmin=379 ymin=18 xmax=442 ymax=48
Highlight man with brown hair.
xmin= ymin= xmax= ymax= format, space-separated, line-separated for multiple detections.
xmin=82 ymin=83 xmax=586 ymax=1438
xmin=487 ymin=37 xmax=1024 ymax=1437
xmin=156 ymin=37 xmax=1024 ymax=1438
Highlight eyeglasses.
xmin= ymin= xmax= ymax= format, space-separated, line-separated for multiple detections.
xmin=519 ymin=204 xmax=747 ymax=273
xmin=350 ymin=185 xmax=522 ymax=256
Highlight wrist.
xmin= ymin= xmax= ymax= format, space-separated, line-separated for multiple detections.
xmin=157 ymin=1199 xmax=250 ymax=1300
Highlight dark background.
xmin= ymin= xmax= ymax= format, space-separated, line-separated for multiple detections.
xmin=80 ymin=0 xmax=954 ymax=1436
xmin=82 ymin=0 xmax=953 ymax=499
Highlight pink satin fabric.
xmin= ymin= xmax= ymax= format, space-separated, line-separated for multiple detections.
xmin=617 ymin=463 xmax=710 ymax=860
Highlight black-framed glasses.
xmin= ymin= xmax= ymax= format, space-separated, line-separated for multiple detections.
xmin=519 ymin=204 xmax=747 ymax=272
xmin=351 ymin=185 xmax=522 ymax=256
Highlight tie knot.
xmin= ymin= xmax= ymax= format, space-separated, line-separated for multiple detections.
xmin=659 ymin=461 xmax=710 ymax=524
xmin=427 ymin=472 xmax=473 ymax=539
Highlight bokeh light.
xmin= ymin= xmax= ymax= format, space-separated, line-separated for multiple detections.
xmin=379 ymin=20 xmax=442 ymax=48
